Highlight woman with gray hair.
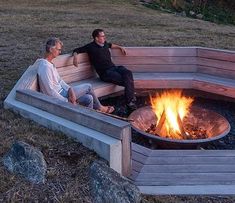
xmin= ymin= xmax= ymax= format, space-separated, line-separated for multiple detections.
xmin=36 ymin=37 xmax=114 ymax=113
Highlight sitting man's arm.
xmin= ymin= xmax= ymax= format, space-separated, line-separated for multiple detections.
xmin=72 ymin=44 xmax=90 ymax=67
xmin=68 ymin=87 xmax=77 ymax=105
xmin=38 ymin=67 xmax=69 ymax=102
xmin=111 ymin=43 xmax=127 ymax=55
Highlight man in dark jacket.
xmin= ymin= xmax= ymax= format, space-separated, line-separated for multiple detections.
xmin=72 ymin=29 xmax=137 ymax=110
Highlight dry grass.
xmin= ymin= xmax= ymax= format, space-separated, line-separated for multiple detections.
xmin=0 ymin=0 xmax=235 ymax=202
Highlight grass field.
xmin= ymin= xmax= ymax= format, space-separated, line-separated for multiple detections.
xmin=0 ymin=0 xmax=235 ymax=202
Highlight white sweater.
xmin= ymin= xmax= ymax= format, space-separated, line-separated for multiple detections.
xmin=36 ymin=58 xmax=70 ymax=102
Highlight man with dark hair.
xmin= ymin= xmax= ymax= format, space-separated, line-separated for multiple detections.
xmin=73 ymin=29 xmax=137 ymax=110
xmin=36 ymin=37 xmax=114 ymax=113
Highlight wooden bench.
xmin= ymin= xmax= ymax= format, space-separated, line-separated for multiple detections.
xmin=52 ymin=47 xmax=235 ymax=99
xmin=4 ymin=63 xmax=131 ymax=176
xmin=4 ymin=46 xmax=235 ymax=180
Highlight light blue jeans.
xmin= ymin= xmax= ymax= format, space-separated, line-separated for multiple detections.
xmin=60 ymin=83 xmax=102 ymax=110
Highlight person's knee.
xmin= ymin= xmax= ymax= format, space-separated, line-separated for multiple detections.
xmin=81 ymin=94 xmax=93 ymax=108
xmin=84 ymin=83 xmax=92 ymax=90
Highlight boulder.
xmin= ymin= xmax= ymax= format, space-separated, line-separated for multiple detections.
xmin=89 ymin=160 xmax=141 ymax=203
xmin=3 ymin=141 xmax=47 ymax=184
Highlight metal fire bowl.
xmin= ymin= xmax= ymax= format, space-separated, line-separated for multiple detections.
xmin=128 ymin=106 xmax=231 ymax=149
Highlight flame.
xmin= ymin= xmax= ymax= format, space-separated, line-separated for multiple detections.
xmin=150 ymin=90 xmax=194 ymax=139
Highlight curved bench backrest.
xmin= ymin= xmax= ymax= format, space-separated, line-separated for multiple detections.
xmin=111 ymin=47 xmax=198 ymax=73
xmin=52 ymin=53 xmax=96 ymax=84
xmin=197 ymin=47 xmax=235 ymax=80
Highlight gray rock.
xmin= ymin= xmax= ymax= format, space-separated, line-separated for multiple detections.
xmin=89 ymin=160 xmax=141 ymax=203
xmin=3 ymin=141 xmax=47 ymax=184
xmin=189 ymin=10 xmax=196 ymax=16
xmin=196 ymin=14 xmax=204 ymax=19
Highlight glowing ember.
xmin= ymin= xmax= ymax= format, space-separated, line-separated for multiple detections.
xmin=150 ymin=90 xmax=194 ymax=139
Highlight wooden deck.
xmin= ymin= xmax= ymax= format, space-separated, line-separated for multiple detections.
xmin=130 ymin=143 xmax=235 ymax=195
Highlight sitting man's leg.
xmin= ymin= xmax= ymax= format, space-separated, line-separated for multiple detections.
xmin=100 ymin=66 xmax=136 ymax=110
xmin=73 ymin=83 xmax=114 ymax=113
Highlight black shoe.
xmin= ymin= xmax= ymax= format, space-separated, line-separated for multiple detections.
xmin=127 ymin=101 xmax=137 ymax=111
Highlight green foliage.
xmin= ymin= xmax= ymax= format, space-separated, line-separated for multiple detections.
xmin=144 ymin=0 xmax=235 ymax=25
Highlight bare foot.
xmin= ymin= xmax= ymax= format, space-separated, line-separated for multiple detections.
xmin=99 ymin=106 xmax=115 ymax=114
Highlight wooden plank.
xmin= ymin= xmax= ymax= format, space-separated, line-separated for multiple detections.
xmin=129 ymin=170 xmax=139 ymax=180
xmin=132 ymin=151 xmax=148 ymax=164
xmin=132 ymin=143 xmax=152 ymax=157
xmin=121 ymin=127 xmax=132 ymax=177
xmin=150 ymin=149 xmax=235 ymax=157
xmin=52 ymin=53 xmax=90 ymax=68
xmin=133 ymin=73 xmax=194 ymax=89
xmin=193 ymin=80 xmax=235 ymax=99
xmin=198 ymin=47 xmax=235 ymax=62
xmin=198 ymin=58 xmax=235 ymax=71
xmin=195 ymin=73 xmax=235 ymax=87
xmin=4 ymin=64 xmax=39 ymax=109
xmin=138 ymin=164 xmax=235 ymax=173
xmin=93 ymin=85 xmax=124 ymax=98
xmin=124 ymin=64 xmax=197 ymax=73
xmin=57 ymin=63 xmax=93 ymax=76
xmin=62 ymin=71 xmax=95 ymax=84
xmin=133 ymin=72 xmax=195 ymax=80
xmin=112 ymin=56 xmax=198 ymax=65
xmin=132 ymin=160 xmax=144 ymax=172
xmin=69 ymin=78 xmax=124 ymax=97
xmin=138 ymin=185 xmax=235 ymax=195
xmin=134 ymin=173 xmax=235 ymax=185
xmin=110 ymin=47 xmax=197 ymax=57
xmin=15 ymin=89 xmax=130 ymax=141
xmin=197 ymin=65 xmax=235 ymax=80
xmin=145 ymin=156 xmax=235 ymax=165
xmin=135 ymin=80 xmax=193 ymax=89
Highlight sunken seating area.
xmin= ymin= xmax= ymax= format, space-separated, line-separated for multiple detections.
xmin=4 ymin=47 xmax=235 ymax=194
xmin=49 ymin=47 xmax=235 ymax=98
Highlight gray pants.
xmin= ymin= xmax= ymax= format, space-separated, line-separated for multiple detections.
xmin=61 ymin=83 xmax=102 ymax=109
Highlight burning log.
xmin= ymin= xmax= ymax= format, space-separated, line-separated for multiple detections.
xmin=155 ymin=110 xmax=166 ymax=134
xmin=177 ymin=113 xmax=188 ymax=139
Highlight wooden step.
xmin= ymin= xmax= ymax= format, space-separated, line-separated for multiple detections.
xmin=131 ymin=143 xmax=235 ymax=195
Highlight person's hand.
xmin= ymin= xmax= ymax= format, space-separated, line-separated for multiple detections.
xmin=73 ymin=52 xmax=79 ymax=67
xmin=68 ymin=87 xmax=77 ymax=105
xmin=120 ymin=47 xmax=127 ymax=55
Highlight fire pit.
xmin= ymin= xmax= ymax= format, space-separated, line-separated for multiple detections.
xmin=128 ymin=90 xmax=231 ymax=149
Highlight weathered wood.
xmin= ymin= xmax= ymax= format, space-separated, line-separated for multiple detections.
xmin=193 ymin=75 xmax=235 ymax=99
xmin=138 ymin=185 xmax=235 ymax=195
xmin=150 ymin=149 xmax=235 ymax=157
xmin=58 ymin=64 xmax=94 ymax=77
xmin=132 ymin=151 xmax=148 ymax=164
xmin=52 ymin=53 xmax=89 ymax=68
xmin=112 ymin=56 xmax=198 ymax=65
xmin=133 ymin=73 xmax=194 ymax=89
xmin=15 ymin=89 xmax=130 ymax=141
xmin=123 ymin=64 xmax=197 ymax=73
xmin=136 ymin=164 xmax=235 ymax=173
xmin=110 ymin=47 xmax=197 ymax=57
xmin=121 ymin=127 xmax=132 ymax=176
xmin=135 ymin=173 xmax=235 ymax=185
xmin=197 ymin=65 xmax=235 ymax=80
xmin=69 ymin=78 xmax=124 ymax=98
xmin=197 ymin=58 xmax=235 ymax=71
xmin=145 ymin=156 xmax=235 ymax=165
xmin=132 ymin=143 xmax=152 ymax=157
xmin=132 ymin=160 xmax=144 ymax=172
xmin=198 ymin=47 xmax=235 ymax=62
